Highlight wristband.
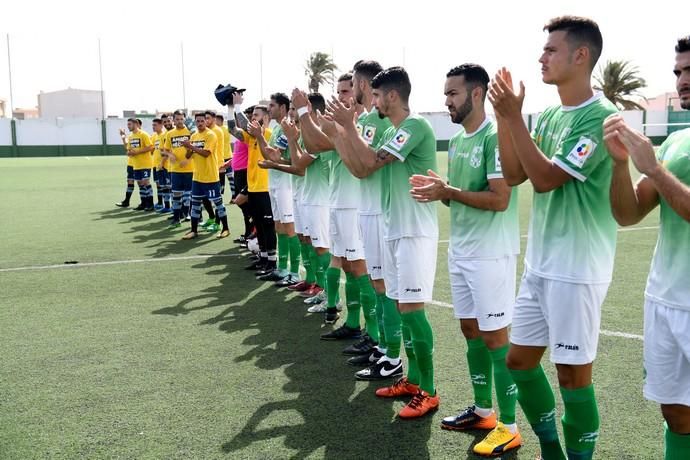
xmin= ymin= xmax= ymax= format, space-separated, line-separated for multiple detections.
xmin=297 ymin=106 xmax=309 ymax=118
xmin=234 ymin=104 xmax=243 ymax=114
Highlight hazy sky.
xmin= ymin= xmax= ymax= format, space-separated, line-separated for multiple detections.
xmin=0 ymin=0 xmax=686 ymax=116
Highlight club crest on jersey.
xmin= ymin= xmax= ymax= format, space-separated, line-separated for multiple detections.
xmin=389 ymin=128 xmax=411 ymax=151
xmin=363 ymin=125 xmax=376 ymax=145
xmin=567 ymin=136 xmax=597 ymax=168
xmin=171 ymin=135 xmax=189 ymax=148
xmin=470 ymin=146 xmax=483 ymax=168
xmin=130 ymin=139 xmax=141 ymax=148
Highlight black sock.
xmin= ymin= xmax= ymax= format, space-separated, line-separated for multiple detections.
xmin=202 ymin=199 xmax=215 ymax=220
xmin=220 ymin=216 xmax=229 ymax=232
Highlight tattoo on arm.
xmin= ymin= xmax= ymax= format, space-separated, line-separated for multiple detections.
xmin=235 ymin=111 xmax=250 ymax=131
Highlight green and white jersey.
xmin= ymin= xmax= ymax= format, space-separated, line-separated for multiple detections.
xmin=448 ymin=118 xmax=519 ymax=259
xmin=267 ymin=123 xmax=291 ymax=190
xmin=646 ymin=128 xmax=690 ymax=310
xmin=357 ymin=109 xmax=392 ymax=215
xmin=527 ymin=92 xmax=618 ymax=283
xmin=301 ymin=141 xmax=332 ymax=207
xmin=290 ymin=138 xmax=307 ymax=202
xmin=378 ymin=114 xmax=438 ymax=241
xmin=329 ymin=150 xmax=360 ymax=209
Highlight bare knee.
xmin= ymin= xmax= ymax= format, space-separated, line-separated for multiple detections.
xmin=662 ymin=404 xmax=690 ymax=434
xmin=506 ymin=345 xmax=545 ymax=371
xmin=556 ymin=363 xmax=593 ymax=389
xmin=460 ymin=319 xmax=480 ymax=340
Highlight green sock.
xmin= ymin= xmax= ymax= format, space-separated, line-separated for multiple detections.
xmin=326 ymin=267 xmax=341 ymax=308
xmin=315 ymin=252 xmax=330 ymax=288
xmin=560 ymin=385 xmax=599 ymax=460
xmin=666 ymin=423 xmax=690 ymax=460
xmin=300 ymin=242 xmax=315 ymax=283
xmin=288 ymin=236 xmax=301 ymax=276
xmin=344 ymin=273 xmax=361 ymax=329
xmin=356 ymin=275 xmax=379 ymax=341
xmin=510 ymin=366 xmax=566 ymax=460
xmin=382 ymin=296 xmax=402 ymax=359
xmin=401 ymin=310 xmax=435 ymax=395
xmin=489 ymin=345 xmax=517 ymax=425
xmin=401 ymin=321 xmax=419 ymax=385
xmin=277 ymin=233 xmax=289 ymax=271
xmin=466 ymin=337 xmax=493 ymax=409
xmin=375 ymin=292 xmax=387 ymax=348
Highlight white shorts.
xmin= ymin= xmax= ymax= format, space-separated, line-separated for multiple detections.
xmin=449 ymin=255 xmax=517 ymax=331
xmin=510 ymin=270 xmax=609 ymax=365
xmin=269 ymin=187 xmax=294 ymax=224
xmin=330 ymin=208 xmax=365 ymax=261
xmin=293 ymin=199 xmax=306 ymax=235
xmin=303 ymin=205 xmax=329 ymax=249
xmin=643 ymin=298 xmax=690 ymax=406
xmin=384 ymin=237 xmax=437 ymax=303
xmin=359 ymin=213 xmax=384 ymax=280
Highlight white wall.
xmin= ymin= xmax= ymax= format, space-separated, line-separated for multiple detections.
xmin=644 ymin=110 xmax=669 ymax=137
xmin=0 ymin=118 xmax=11 ymax=145
xmin=105 ymin=118 xmax=154 ymax=145
xmin=15 ymin=118 xmax=101 ymax=146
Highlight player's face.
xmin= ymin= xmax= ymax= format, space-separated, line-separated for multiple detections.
xmin=174 ymin=115 xmax=185 ymax=129
xmin=675 ymin=51 xmax=690 ymax=110
xmin=195 ymin=117 xmax=206 ymax=130
xmin=539 ymin=31 xmax=574 ymax=85
xmin=252 ymin=109 xmax=266 ymax=125
xmin=215 ymin=117 xmax=223 ymax=126
xmin=205 ymin=115 xmax=215 ymax=127
xmin=445 ymin=76 xmax=473 ymax=124
xmin=268 ymin=100 xmax=282 ymax=120
xmin=337 ymin=80 xmax=354 ymax=105
xmin=153 ymin=122 xmax=162 ymax=133
xmin=372 ymin=88 xmax=388 ymax=119
xmin=288 ymin=105 xmax=297 ymax=122
xmin=163 ymin=118 xmax=173 ymax=130
xmin=353 ymin=72 xmax=365 ymax=105
xmin=127 ymin=121 xmax=135 ymax=132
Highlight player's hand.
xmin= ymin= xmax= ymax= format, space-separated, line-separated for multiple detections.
xmin=317 ymin=111 xmax=341 ymax=138
xmin=280 ymin=118 xmax=299 ymax=142
xmin=258 ymin=159 xmax=275 ymax=169
xmin=612 ymin=122 xmax=659 ymax=176
xmin=181 ymin=140 xmax=192 ymax=148
xmin=326 ymin=97 xmax=357 ymax=128
xmin=119 ymin=128 xmax=126 ymax=136
xmin=232 ymin=92 xmax=244 ymax=106
xmin=233 ymin=193 xmax=248 ymax=206
xmin=248 ymin=120 xmax=263 ymax=138
xmin=603 ymin=114 xmax=630 ymax=164
xmin=409 ymin=169 xmax=450 ymax=202
xmin=488 ymin=67 xmax=525 ymax=121
xmin=126 ymin=149 xmax=135 ymax=156
xmin=291 ymin=88 xmax=309 ymax=110
xmin=179 ymin=159 xmax=189 ymax=168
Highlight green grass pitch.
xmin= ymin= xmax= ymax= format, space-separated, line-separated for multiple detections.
xmin=0 ymin=155 xmax=662 ymax=459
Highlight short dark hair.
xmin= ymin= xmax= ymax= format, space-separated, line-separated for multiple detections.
xmin=544 ymin=16 xmax=603 ymax=69
xmin=173 ymin=110 xmax=185 ymax=117
xmin=135 ymin=118 xmax=143 ymax=126
xmin=353 ymin=60 xmax=384 ymax=83
xmin=307 ymin=93 xmax=326 ymax=114
xmin=204 ymin=110 xmax=216 ymax=117
xmin=215 ymin=114 xmax=224 ymax=122
xmin=270 ymin=92 xmax=290 ymax=111
xmin=194 ymin=112 xmax=206 ymax=120
xmin=254 ymin=105 xmax=268 ymax=115
xmin=338 ymin=72 xmax=353 ymax=85
xmin=447 ymin=64 xmax=490 ymax=97
xmin=676 ymin=36 xmax=690 ymax=53
xmin=127 ymin=118 xmax=136 ymax=123
xmin=160 ymin=113 xmax=169 ymax=119
xmin=245 ymin=105 xmax=256 ymax=116
xmin=152 ymin=118 xmax=162 ymax=124
xmin=371 ymin=66 xmax=411 ymax=103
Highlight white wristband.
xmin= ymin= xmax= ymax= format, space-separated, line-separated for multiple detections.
xmin=297 ymin=106 xmax=309 ymax=118
xmin=234 ymin=104 xmax=243 ymax=114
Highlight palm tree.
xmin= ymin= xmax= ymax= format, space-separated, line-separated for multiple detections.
xmin=594 ymin=60 xmax=647 ymax=110
xmin=305 ymin=52 xmax=338 ymax=93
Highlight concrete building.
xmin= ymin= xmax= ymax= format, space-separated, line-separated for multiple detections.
xmin=37 ymin=88 xmax=105 ymax=119
xmin=639 ymin=92 xmax=682 ymax=111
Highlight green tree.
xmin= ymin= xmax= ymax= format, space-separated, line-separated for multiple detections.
xmin=594 ymin=60 xmax=647 ymax=110
xmin=305 ymin=52 xmax=338 ymax=93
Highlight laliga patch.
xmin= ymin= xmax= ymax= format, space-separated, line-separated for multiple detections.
xmin=566 ymin=136 xmax=597 ymax=168
xmin=363 ymin=125 xmax=377 ymax=145
xmin=276 ymin=135 xmax=289 ymax=150
xmin=389 ymin=128 xmax=411 ymax=151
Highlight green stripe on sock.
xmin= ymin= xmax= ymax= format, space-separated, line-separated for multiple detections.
xmin=466 ymin=337 xmax=493 ymax=409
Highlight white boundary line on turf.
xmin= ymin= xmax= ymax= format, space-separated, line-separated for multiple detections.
xmin=0 ymin=254 xmax=237 ymax=273
xmin=438 ymin=225 xmax=660 ymax=244
xmin=429 ymin=300 xmax=644 ymax=341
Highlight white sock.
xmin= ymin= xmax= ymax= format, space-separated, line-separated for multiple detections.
xmin=503 ymin=422 xmax=518 ymax=434
xmin=474 ymin=406 xmax=493 ymax=418
xmin=375 ymin=345 xmax=388 ymax=354
xmin=378 ymin=355 xmax=401 ymax=365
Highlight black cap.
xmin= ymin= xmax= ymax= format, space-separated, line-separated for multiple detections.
xmin=214 ymin=83 xmax=246 ymax=106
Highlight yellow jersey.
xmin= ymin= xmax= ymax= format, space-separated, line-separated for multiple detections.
xmin=240 ymin=129 xmax=271 ymax=193
xmin=151 ymin=131 xmax=167 ymax=169
xmin=221 ymin=125 xmax=232 ymax=160
xmin=190 ymin=129 xmax=218 ymax=183
xmin=210 ymin=124 xmax=224 ymax=169
xmin=128 ymin=130 xmax=153 ymax=170
xmin=164 ymin=127 xmax=193 ymax=173
xmin=125 ymin=134 xmax=133 ymax=167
